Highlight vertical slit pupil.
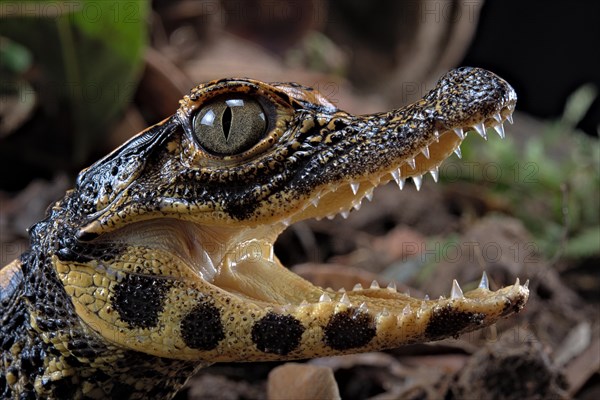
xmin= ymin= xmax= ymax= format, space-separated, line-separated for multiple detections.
xmin=222 ymin=106 xmax=232 ymax=141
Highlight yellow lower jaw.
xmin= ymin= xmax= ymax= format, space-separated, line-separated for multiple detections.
xmin=55 ymin=237 xmax=528 ymax=363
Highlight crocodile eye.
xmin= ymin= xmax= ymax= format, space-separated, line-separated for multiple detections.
xmin=193 ymin=96 xmax=267 ymax=155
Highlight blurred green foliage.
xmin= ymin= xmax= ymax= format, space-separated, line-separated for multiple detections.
xmin=0 ymin=0 xmax=148 ymax=164
xmin=446 ymin=85 xmax=600 ymax=260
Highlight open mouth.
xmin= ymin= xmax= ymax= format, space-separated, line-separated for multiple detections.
xmin=205 ymin=104 xmax=526 ymax=307
xmin=99 ymin=97 xmax=527 ymax=345
xmin=65 ymin=67 xmax=529 ymax=361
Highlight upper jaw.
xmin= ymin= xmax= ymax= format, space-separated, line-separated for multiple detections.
xmin=276 ymin=67 xmax=517 ymax=225
xmin=74 ymin=68 xmax=515 ymax=239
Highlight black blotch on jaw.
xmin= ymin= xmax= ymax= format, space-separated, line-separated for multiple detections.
xmin=112 ymin=274 xmax=171 ymax=329
xmin=180 ymin=302 xmax=225 ymax=350
xmin=425 ymin=304 xmax=485 ymax=340
xmin=251 ymin=313 xmax=305 ymax=355
xmin=323 ymin=309 xmax=376 ymax=350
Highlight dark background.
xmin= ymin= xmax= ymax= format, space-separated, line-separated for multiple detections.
xmin=463 ymin=0 xmax=600 ymax=136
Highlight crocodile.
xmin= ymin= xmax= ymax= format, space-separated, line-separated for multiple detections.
xmin=0 ymin=67 xmax=528 ymax=399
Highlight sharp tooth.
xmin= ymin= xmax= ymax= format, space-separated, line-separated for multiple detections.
xmin=352 ymin=201 xmax=362 ymax=211
xmin=402 ymin=305 xmax=411 ymax=315
xmin=340 ymin=293 xmax=351 ymax=305
xmin=327 ymin=214 xmax=335 ymax=220
xmin=454 ymin=146 xmax=462 ymax=159
xmin=439 ymin=295 xmax=445 ymax=300
xmin=453 ymin=127 xmax=465 ymax=140
xmin=524 ymin=279 xmax=530 ymax=289
xmin=451 ymin=279 xmax=464 ymax=299
xmin=473 ymin=122 xmax=487 ymax=140
xmin=493 ymin=113 xmax=502 ymax=123
xmin=478 ymin=271 xmax=490 ymax=290
xmin=391 ymin=169 xmax=405 ymax=189
xmin=370 ymin=280 xmax=380 ymax=289
xmin=282 ymin=218 xmax=291 ymax=227
xmin=421 ymin=146 xmax=430 ymax=159
xmin=350 ymin=182 xmax=360 ymax=195
xmin=507 ymin=113 xmax=514 ymax=124
xmin=429 ymin=166 xmax=439 ymax=182
xmin=417 ymin=301 xmax=427 ymax=317
xmin=486 ymin=324 xmax=498 ymax=340
xmin=434 ymin=130 xmax=440 ymax=142
xmin=353 ymin=283 xmax=363 ymax=291
xmin=515 ymin=277 xmax=520 ymax=287
xmin=357 ymin=302 xmax=368 ymax=313
xmin=398 ymin=178 xmax=405 ymax=190
xmin=310 ymin=197 xmax=320 ymax=207
xmin=493 ymin=123 xmax=505 ymax=139
xmin=407 ymin=158 xmax=416 ymax=169
xmin=341 ymin=210 xmax=350 ymax=219
xmin=379 ymin=308 xmax=390 ymax=317
xmin=338 ymin=288 xmax=346 ymax=293
xmin=268 ymin=247 xmax=274 ymax=262
xmin=319 ymin=293 xmax=332 ymax=302
xmin=424 ymin=294 xmax=430 ymax=301
xmin=412 ymin=175 xmax=422 ymax=191
xmin=386 ymin=281 xmax=397 ymax=292
xmin=365 ymin=189 xmax=374 ymax=201
xmin=300 ymin=300 xmax=309 ymax=306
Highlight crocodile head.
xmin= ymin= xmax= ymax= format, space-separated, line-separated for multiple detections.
xmin=52 ymin=67 xmax=527 ymax=362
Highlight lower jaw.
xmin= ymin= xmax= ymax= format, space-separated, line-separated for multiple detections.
xmin=210 ymin=244 xmax=528 ymax=323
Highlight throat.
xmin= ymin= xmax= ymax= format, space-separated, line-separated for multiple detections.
xmin=92 ymin=218 xmax=286 ymax=284
xmin=212 ymin=252 xmax=323 ymax=305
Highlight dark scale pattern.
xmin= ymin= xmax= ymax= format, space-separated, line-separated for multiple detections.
xmin=51 ymin=218 xmax=127 ymax=264
xmin=110 ymin=382 xmax=135 ymax=397
xmin=425 ymin=304 xmax=485 ymax=340
xmin=73 ymin=120 xmax=175 ymax=217
xmin=55 ymin=236 xmax=126 ymax=264
xmin=180 ymin=302 xmax=225 ymax=350
xmin=323 ymin=309 xmax=376 ymax=350
xmin=112 ymin=274 xmax=172 ymax=329
xmin=0 ymin=375 xmax=6 ymax=398
xmin=67 ymin=332 xmax=109 ymax=362
xmin=251 ymin=313 xmax=305 ymax=355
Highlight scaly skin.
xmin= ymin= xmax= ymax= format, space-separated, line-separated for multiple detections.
xmin=0 ymin=67 xmax=527 ymax=399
